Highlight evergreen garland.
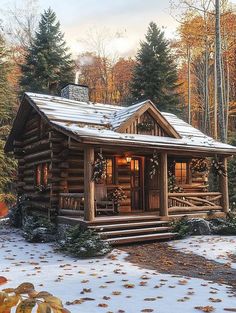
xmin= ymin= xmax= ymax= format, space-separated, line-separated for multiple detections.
xmin=137 ymin=121 xmax=154 ymax=132
xmin=92 ymin=152 xmax=107 ymax=183
xmin=190 ymin=158 xmax=209 ymax=173
xmin=149 ymin=150 xmax=159 ymax=178
xmin=168 ymin=161 xmax=183 ymax=193
xmin=211 ymin=158 xmax=226 ymax=177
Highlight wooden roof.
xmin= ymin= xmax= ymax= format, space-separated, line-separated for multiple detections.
xmin=5 ymin=92 xmax=236 ymax=155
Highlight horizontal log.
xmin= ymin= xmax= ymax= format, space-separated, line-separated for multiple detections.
xmin=168 ymin=205 xmax=223 ymax=213
xmin=24 ymin=150 xmax=51 ymax=161
xmin=24 ymin=139 xmax=50 ymax=152
xmin=21 ymin=135 xmax=40 ymax=146
xmin=58 ymin=162 xmax=69 ymax=169
xmin=59 ymin=209 xmax=84 ymax=216
xmin=23 ymin=169 xmax=35 ymax=175
xmin=60 ymin=193 xmax=84 ymax=197
xmin=67 ymin=177 xmax=84 ymax=182
xmin=22 ymin=127 xmax=39 ymax=139
xmin=24 ymin=158 xmax=51 ymax=169
xmin=169 ymin=192 xmax=222 ymax=197
xmin=23 ymin=177 xmax=35 ymax=183
xmin=15 ymin=182 xmax=25 ymax=187
xmin=49 ymin=131 xmax=66 ymax=140
xmin=68 ymin=169 xmax=84 ymax=174
xmin=68 ymin=186 xmax=84 ymax=192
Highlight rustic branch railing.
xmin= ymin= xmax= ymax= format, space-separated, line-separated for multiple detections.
xmin=168 ymin=192 xmax=223 ymax=213
xmin=59 ymin=193 xmax=84 ymax=215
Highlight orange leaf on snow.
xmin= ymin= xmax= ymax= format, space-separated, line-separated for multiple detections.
xmin=123 ymin=284 xmax=135 ymax=289
xmin=195 ymin=306 xmax=215 ymax=312
xmin=98 ymin=303 xmax=108 ymax=307
xmin=0 ymin=277 xmax=7 ymax=285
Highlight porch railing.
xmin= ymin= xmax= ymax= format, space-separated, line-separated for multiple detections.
xmin=59 ymin=193 xmax=84 ymax=216
xmin=168 ymin=192 xmax=223 ymax=214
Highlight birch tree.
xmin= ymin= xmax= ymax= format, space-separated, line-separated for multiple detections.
xmin=215 ymin=0 xmax=226 ymax=142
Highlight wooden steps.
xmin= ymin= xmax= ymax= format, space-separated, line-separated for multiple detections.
xmin=99 ymin=226 xmax=172 ymax=238
xmin=57 ymin=214 xmax=177 ymax=245
xmin=106 ymin=233 xmax=177 ymax=245
xmin=89 ymin=219 xmax=177 ymax=245
xmin=89 ymin=220 xmax=170 ymax=230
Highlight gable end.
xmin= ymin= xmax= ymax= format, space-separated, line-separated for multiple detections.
xmin=116 ymin=101 xmax=181 ymax=139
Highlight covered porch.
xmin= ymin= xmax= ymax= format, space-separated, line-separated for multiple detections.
xmin=58 ymin=145 xmax=229 ymax=223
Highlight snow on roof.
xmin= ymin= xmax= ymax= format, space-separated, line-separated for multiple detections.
xmin=25 ymin=92 xmax=236 ymax=154
xmin=26 ymin=92 xmax=122 ymax=127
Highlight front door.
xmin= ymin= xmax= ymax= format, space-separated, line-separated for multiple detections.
xmin=130 ymin=158 xmax=143 ymax=211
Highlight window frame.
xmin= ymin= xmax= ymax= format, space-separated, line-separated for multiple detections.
xmin=105 ymin=157 xmax=115 ymax=185
xmin=170 ymin=159 xmax=191 ymax=186
xmin=35 ymin=163 xmax=49 ymax=187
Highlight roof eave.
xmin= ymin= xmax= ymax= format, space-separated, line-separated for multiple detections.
xmin=79 ymin=135 xmax=236 ymax=156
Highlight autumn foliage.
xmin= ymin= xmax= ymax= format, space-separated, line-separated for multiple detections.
xmin=174 ymin=4 xmax=236 ymax=139
xmin=0 ymin=280 xmax=70 ymax=313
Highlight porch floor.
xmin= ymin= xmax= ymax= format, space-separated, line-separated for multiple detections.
xmin=57 ymin=210 xmax=226 ymax=226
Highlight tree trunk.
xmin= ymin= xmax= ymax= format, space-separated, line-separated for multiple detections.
xmin=187 ymin=45 xmax=191 ymax=124
xmin=214 ymin=54 xmax=218 ymax=139
xmin=215 ymin=0 xmax=226 ymax=142
xmin=225 ymin=58 xmax=230 ymax=141
xmin=204 ymin=39 xmax=210 ymax=135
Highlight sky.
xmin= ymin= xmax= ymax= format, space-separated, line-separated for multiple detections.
xmin=1 ymin=0 xmax=236 ymax=57
xmin=0 ymin=0 xmax=179 ymax=57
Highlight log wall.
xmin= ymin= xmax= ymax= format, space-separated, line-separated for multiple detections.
xmin=14 ymin=110 xmax=52 ymax=216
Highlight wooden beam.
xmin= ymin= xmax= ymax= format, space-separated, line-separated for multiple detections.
xmin=84 ymin=146 xmax=95 ymax=221
xmin=160 ymin=152 xmax=168 ymax=217
xmin=219 ymin=157 xmax=229 ymax=213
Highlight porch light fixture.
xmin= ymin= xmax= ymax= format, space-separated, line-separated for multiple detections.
xmin=126 ymin=156 xmax=132 ymax=164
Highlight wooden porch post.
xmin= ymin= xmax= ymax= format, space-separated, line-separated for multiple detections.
xmin=219 ymin=156 xmax=229 ymax=213
xmin=160 ymin=152 xmax=168 ymax=217
xmin=84 ymin=146 xmax=95 ymax=221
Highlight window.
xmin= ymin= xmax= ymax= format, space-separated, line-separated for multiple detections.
xmin=175 ymin=162 xmax=187 ymax=184
xmin=106 ymin=158 xmax=114 ymax=184
xmin=35 ymin=163 xmax=49 ymax=186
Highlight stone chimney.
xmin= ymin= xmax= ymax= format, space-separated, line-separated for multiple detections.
xmin=61 ymin=83 xmax=89 ymax=102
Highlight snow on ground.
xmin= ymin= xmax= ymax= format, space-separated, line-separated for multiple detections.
xmin=169 ymin=235 xmax=236 ymax=269
xmin=1 ymin=229 xmax=236 ymax=313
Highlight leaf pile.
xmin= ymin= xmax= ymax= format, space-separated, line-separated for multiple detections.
xmin=0 ymin=282 xmax=70 ymax=313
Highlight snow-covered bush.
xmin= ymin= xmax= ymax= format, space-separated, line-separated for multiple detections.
xmin=172 ymin=217 xmax=212 ymax=238
xmin=210 ymin=213 xmax=236 ymax=235
xmin=58 ymin=224 xmax=111 ymax=258
xmin=172 ymin=217 xmax=191 ymax=238
xmin=23 ymin=215 xmax=56 ymax=243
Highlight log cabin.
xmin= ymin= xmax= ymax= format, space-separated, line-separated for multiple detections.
xmin=5 ymin=84 xmax=236 ymax=244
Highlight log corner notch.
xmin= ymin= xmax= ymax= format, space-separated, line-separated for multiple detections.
xmin=219 ymin=156 xmax=229 ymax=213
xmin=159 ymin=152 xmax=168 ymax=217
xmin=84 ymin=146 xmax=95 ymax=221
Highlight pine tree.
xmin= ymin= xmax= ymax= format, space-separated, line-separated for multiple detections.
xmin=0 ymin=32 xmax=17 ymax=202
xmin=21 ymin=8 xmax=74 ymax=95
xmin=131 ymin=22 xmax=179 ymax=113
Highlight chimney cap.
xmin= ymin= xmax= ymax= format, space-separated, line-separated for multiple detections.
xmin=61 ymin=83 xmax=89 ymax=89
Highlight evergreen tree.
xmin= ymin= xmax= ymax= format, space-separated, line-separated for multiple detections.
xmin=131 ymin=22 xmax=179 ymax=113
xmin=0 ymin=32 xmax=17 ymax=202
xmin=21 ymin=8 xmax=74 ymax=95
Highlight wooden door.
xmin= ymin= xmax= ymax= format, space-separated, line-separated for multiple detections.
xmin=130 ymin=158 xmax=143 ymax=211
xmin=145 ymin=157 xmax=160 ymax=211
